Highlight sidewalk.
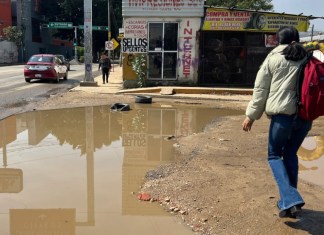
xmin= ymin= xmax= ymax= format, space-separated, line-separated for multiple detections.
xmin=73 ymin=64 xmax=253 ymax=102
xmin=74 ymin=64 xmax=124 ymax=94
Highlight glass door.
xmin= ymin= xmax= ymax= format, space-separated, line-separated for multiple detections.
xmin=148 ymin=22 xmax=178 ymax=80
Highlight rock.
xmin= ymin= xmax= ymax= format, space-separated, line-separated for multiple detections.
xmin=137 ymin=193 xmax=151 ymax=201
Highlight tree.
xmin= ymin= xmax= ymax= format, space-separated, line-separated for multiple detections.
xmin=206 ymin=0 xmax=273 ymax=11
xmin=40 ymin=0 xmax=83 ymax=41
xmin=39 ymin=0 xmax=122 ymax=55
xmin=2 ymin=26 xmax=24 ymax=46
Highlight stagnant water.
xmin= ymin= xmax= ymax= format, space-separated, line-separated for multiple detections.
xmin=0 ymin=102 xmax=243 ymax=235
xmin=1 ymin=103 xmax=322 ymax=235
xmin=298 ymin=136 xmax=324 ymax=188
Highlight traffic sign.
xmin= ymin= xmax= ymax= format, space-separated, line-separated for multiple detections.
xmin=112 ymin=38 xmax=119 ymax=50
xmin=118 ymin=33 xmax=124 ymax=39
xmin=94 ymin=26 xmax=108 ymax=31
xmin=48 ymin=22 xmax=73 ymax=29
xmin=105 ymin=41 xmax=114 ymax=50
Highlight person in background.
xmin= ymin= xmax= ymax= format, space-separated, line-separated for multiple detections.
xmin=242 ymin=26 xmax=312 ymax=218
xmin=98 ymin=51 xmax=112 ymax=84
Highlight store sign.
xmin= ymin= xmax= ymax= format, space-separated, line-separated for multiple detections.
xmin=122 ymin=0 xmax=204 ymax=17
xmin=124 ymin=19 xmax=147 ymax=38
xmin=122 ymin=38 xmax=147 ymax=53
xmin=203 ymin=8 xmax=309 ymax=32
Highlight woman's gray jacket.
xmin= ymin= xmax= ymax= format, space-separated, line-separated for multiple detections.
xmin=246 ymin=44 xmax=306 ymax=120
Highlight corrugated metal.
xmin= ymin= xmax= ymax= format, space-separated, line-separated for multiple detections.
xmin=300 ymin=34 xmax=324 ymax=42
xmin=122 ymin=0 xmax=204 ymax=17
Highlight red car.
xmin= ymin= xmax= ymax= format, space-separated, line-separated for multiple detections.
xmin=24 ymin=54 xmax=68 ymax=83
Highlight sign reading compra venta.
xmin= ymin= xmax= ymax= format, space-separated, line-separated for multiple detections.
xmin=122 ymin=0 xmax=204 ymax=17
xmin=203 ymin=8 xmax=310 ymax=32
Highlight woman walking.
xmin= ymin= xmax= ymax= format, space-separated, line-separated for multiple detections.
xmin=242 ymin=26 xmax=312 ymax=218
xmin=98 ymin=51 xmax=112 ymax=84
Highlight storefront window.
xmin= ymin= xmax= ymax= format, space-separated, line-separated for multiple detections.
xmin=148 ymin=22 xmax=178 ymax=80
xmin=164 ymin=23 xmax=178 ymax=51
xmin=246 ymin=33 xmax=265 ymax=47
xmin=200 ymin=31 xmax=271 ymax=87
xmin=149 ymin=23 xmax=163 ymax=51
xmin=148 ymin=53 xmax=162 ymax=79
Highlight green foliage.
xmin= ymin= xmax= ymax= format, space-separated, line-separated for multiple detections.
xmin=79 ymin=56 xmax=84 ymax=63
xmin=76 ymin=46 xmax=84 ymax=62
xmin=206 ymin=0 xmax=273 ymax=11
xmin=131 ymin=54 xmax=147 ymax=88
xmin=2 ymin=26 xmax=24 ymax=46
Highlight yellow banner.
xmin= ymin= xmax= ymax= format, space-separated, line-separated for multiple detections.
xmin=203 ymin=8 xmax=309 ymax=32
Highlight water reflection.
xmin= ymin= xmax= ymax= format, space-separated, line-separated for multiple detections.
xmin=298 ymin=136 xmax=324 ymax=188
xmin=0 ymin=103 xmax=242 ymax=235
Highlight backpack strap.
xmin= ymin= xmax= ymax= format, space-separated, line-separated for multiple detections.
xmin=296 ymin=52 xmax=312 ymax=108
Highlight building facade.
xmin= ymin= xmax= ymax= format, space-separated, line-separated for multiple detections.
xmin=121 ymin=0 xmax=205 ymax=87
xmin=200 ymin=8 xmax=309 ymax=87
xmin=121 ymin=2 xmax=310 ymax=88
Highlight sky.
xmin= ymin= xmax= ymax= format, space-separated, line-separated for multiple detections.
xmin=272 ymin=0 xmax=324 ymax=32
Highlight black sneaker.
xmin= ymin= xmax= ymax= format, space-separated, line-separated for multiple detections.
xmin=279 ymin=205 xmax=302 ymax=218
xmin=279 ymin=209 xmax=291 ymax=218
xmin=289 ymin=205 xmax=302 ymax=218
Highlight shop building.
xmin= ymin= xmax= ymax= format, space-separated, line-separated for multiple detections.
xmin=121 ymin=3 xmax=310 ymax=88
xmin=121 ymin=0 xmax=205 ymax=87
xmin=200 ymin=8 xmax=309 ymax=87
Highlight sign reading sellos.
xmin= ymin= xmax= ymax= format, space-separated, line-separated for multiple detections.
xmin=203 ymin=9 xmax=309 ymax=32
xmin=122 ymin=38 xmax=147 ymax=53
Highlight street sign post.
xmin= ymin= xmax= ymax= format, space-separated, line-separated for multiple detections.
xmin=48 ymin=22 xmax=73 ymax=29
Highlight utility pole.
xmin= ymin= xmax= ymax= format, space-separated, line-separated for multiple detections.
xmin=81 ymin=0 xmax=97 ymax=86
xmin=108 ymin=0 xmax=111 ymax=57
xmin=17 ymin=0 xmax=25 ymax=62
xmin=74 ymin=26 xmax=78 ymax=62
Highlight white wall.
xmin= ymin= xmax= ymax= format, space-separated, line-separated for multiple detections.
xmin=0 ymin=40 xmax=18 ymax=63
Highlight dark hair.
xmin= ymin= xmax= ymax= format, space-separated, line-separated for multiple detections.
xmin=277 ymin=26 xmax=306 ymax=61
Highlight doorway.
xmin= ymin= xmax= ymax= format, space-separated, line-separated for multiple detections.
xmin=147 ymin=22 xmax=178 ymax=80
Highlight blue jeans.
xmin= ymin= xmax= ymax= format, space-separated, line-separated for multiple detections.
xmin=268 ymin=114 xmax=312 ymax=211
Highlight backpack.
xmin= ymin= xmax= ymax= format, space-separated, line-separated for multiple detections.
xmin=297 ymin=52 xmax=324 ymax=121
xmin=101 ymin=57 xmax=111 ymax=69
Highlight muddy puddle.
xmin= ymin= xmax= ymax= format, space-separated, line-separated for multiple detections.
xmin=298 ymin=136 xmax=324 ymax=188
xmin=0 ymin=102 xmax=243 ymax=235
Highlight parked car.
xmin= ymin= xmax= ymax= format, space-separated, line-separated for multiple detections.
xmin=24 ymin=54 xmax=68 ymax=83
xmin=56 ymin=54 xmax=71 ymax=71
